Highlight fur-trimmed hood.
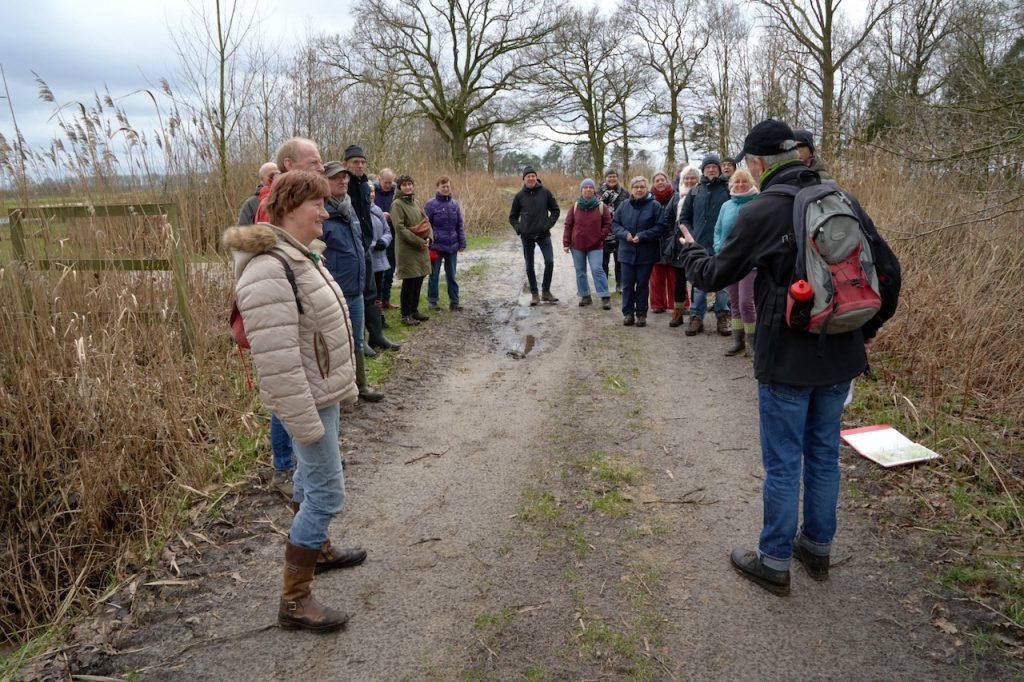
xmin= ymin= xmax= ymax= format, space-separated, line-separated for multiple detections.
xmin=222 ymin=222 xmax=325 ymax=277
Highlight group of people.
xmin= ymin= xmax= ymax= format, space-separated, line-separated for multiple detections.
xmin=225 ymin=119 xmax=900 ymax=634
xmin=512 ymin=129 xmax=831 ymax=360
xmin=228 ymin=137 xmax=465 ymax=632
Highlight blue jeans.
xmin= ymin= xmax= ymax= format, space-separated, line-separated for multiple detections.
xmin=270 ymin=414 xmax=294 ymax=472
xmin=290 ymin=403 xmax=346 ymax=549
xmin=570 ymin=248 xmax=609 ymax=298
xmin=620 ymin=261 xmax=653 ymax=315
xmin=520 ymin=234 xmax=554 ymax=294
xmin=427 ymin=250 xmax=459 ymax=306
xmin=345 ymin=294 xmax=364 ymax=353
xmin=757 ymin=381 xmax=851 ymax=570
xmin=690 ymin=287 xmax=730 ymax=317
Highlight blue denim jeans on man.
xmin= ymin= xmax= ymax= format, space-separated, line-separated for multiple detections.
xmin=570 ymin=248 xmax=609 ymax=298
xmin=520 ymin=234 xmax=554 ymax=294
xmin=289 ymin=403 xmax=346 ymax=549
xmin=756 ymin=381 xmax=851 ymax=571
xmin=690 ymin=287 xmax=730 ymax=317
xmin=345 ymin=294 xmax=364 ymax=353
xmin=427 ymin=250 xmax=459 ymax=306
xmin=270 ymin=414 xmax=294 ymax=472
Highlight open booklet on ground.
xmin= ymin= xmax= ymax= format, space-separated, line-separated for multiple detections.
xmin=840 ymin=424 xmax=941 ymax=468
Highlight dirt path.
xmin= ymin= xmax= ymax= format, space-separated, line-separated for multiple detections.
xmin=64 ymin=230 xmax=1009 ymax=680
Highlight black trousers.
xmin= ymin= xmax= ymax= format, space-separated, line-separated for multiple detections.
xmin=673 ymin=266 xmax=689 ymax=305
xmin=400 ymin=276 xmax=425 ymax=316
xmin=602 ymin=241 xmax=621 ymax=286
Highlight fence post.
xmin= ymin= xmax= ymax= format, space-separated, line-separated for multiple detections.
xmin=165 ymin=204 xmax=196 ymax=354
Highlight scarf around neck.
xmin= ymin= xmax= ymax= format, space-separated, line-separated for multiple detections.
xmin=651 ymin=184 xmax=674 ymax=204
xmin=576 ymin=195 xmax=600 ymax=211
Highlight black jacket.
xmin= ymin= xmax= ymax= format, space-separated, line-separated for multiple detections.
xmin=679 ymin=160 xmax=901 ymax=387
xmin=509 ymin=181 xmax=560 ymax=239
xmin=655 ymin=192 xmax=680 ymax=264
xmin=345 ymin=170 xmax=374 ymax=251
xmin=599 ymin=182 xmax=630 ymax=244
xmin=678 ymin=175 xmax=730 ymax=251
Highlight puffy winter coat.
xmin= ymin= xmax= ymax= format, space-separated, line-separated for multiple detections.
xmin=712 ymin=193 xmax=758 ymax=253
xmin=369 ymin=204 xmax=392 ymax=274
xmin=424 ymin=193 xmax=466 ymax=254
xmin=612 ymin=194 xmax=664 ymax=265
xmin=563 ymin=201 xmax=611 ymax=252
xmin=320 ymin=197 xmax=365 ymax=299
xmin=391 ymin=192 xmax=433 ymax=279
xmin=223 ymin=223 xmax=357 ymax=444
xmin=509 ymin=181 xmax=560 ymax=239
xmin=678 ymin=174 xmax=730 ymax=252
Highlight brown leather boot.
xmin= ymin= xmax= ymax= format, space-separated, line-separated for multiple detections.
xmin=278 ymin=541 xmax=349 ymax=632
xmin=315 ymin=539 xmax=368 ymax=575
xmin=669 ymin=307 xmax=685 ymax=328
xmin=716 ymin=312 xmax=733 ymax=337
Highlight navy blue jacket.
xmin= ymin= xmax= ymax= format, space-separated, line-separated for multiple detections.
xmin=678 ymin=175 xmax=730 ymax=252
xmin=321 ymin=197 xmax=366 ymax=299
xmin=612 ymin=194 xmax=664 ymax=265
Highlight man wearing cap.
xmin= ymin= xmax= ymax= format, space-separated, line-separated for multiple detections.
xmin=322 ymin=162 xmax=384 ymax=403
xmin=678 ymin=152 xmax=732 ymax=336
xmin=344 ymin=145 xmax=400 ymax=353
xmin=676 ymin=119 xmax=901 ymax=596
xmin=599 ymin=169 xmax=630 ymax=293
xmin=509 ymin=166 xmax=560 ymax=306
xmin=793 ymin=130 xmax=832 ymax=180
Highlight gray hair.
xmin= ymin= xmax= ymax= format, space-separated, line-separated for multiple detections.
xmin=750 ymin=141 xmax=800 ymax=168
xmin=679 ymin=167 xmax=700 ymax=182
xmin=258 ymin=161 xmax=278 ymax=183
xmin=629 ymin=175 xmax=649 ymax=187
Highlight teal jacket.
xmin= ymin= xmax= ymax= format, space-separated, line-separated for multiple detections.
xmin=712 ymin=193 xmax=758 ymax=254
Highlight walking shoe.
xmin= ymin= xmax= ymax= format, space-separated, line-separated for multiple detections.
xmin=729 ymin=548 xmax=790 ymax=596
xmin=412 ymin=311 xmax=430 ymax=321
xmin=792 ymin=542 xmax=830 ymax=581
xmin=428 ymin=301 xmax=441 ymax=311
xmin=601 ymin=297 xmax=611 ymax=310
xmin=369 ymin=339 xmax=401 ymax=352
xmin=362 ymin=344 xmax=378 ymax=359
xmin=725 ymin=327 xmax=746 ymax=356
xmin=579 ymin=295 xmax=593 ymax=307
xmin=651 ymin=308 xmax=666 ymax=314
xmin=530 ymin=292 xmax=540 ymax=306
xmin=401 ymin=315 xmax=421 ymax=326
xmin=381 ymin=301 xmax=395 ymax=310
xmin=669 ymin=308 xmax=685 ymax=328
xmin=278 ymin=542 xmax=350 ymax=632
xmin=541 ymin=291 xmax=559 ymax=303
xmin=716 ymin=312 xmax=733 ymax=336
xmin=635 ymin=315 xmax=647 ymax=328
xmin=271 ymin=468 xmax=294 ymax=498
xmin=314 ymin=540 xmax=368 ymax=575
xmin=685 ymin=315 xmax=704 ymax=336
xmin=450 ymin=303 xmax=463 ymax=311
xmin=623 ymin=314 xmax=635 ymax=326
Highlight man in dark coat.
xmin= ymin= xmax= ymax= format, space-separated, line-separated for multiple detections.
xmin=599 ymin=169 xmax=630 ymax=292
xmin=677 ymin=119 xmax=901 ymax=596
xmin=509 ymin=166 xmax=560 ymax=305
xmin=344 ymin=145 xmax=398 ymax=354
xmin=678 ymin=152 xmax=732 ymax=336
xmin=373 ymin=168 xmax=397 ymax=309
xmin=237 ymin=162 xmax=277 ymax=225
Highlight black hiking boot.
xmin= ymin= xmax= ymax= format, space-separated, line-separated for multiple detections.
xmin=601 ymin=297 xmax=611 ymax=310
xmin=730 ymin=548 xmax=790 ymax=596
xmin=579 ymin=295 xmax=593 ymax=307
xmin=635 ymin=314 xmax=647 ymax=328
xmin=792 ymin=542 xmax=830 ymax=581
xmin=623 ymin=314 xmax=635 ymax=326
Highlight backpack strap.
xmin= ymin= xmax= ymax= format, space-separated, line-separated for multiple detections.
xmin=260 ymin=250 xmax=304 ymax=315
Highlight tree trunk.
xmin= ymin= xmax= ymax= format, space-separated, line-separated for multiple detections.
xmin=666 ymin=96 xmax=679 ymax=171
xmin=820 ymin=66 xmax=835 ymax=159
xmin=620 ymin=100 xmax=630 ymax=178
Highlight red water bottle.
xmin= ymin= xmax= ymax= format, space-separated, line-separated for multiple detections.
xmin=786 ymin=279 xmax=814 ymax=330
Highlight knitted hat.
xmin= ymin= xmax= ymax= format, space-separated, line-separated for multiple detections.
xmin=700 ymin=153 xmax=722 ymax=172
xmin=580 ymin=178 xmax=596 ymax=191
xmin=343 ymin=145 xmax=366 ymax=161
xmin=793 ymin=129 xmax=815 ymax=155
xmin=522 ymin=165 xmax=537 ymax=179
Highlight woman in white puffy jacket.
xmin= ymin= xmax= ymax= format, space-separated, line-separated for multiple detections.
xmin=223 ymin=169 xmax=363 ymax=633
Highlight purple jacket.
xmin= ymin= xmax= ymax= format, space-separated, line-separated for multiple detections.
xmin=423 ymin=193 xmax=466 ymax=254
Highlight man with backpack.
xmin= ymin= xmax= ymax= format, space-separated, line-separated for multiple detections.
xmin=677 ymin=119 xmax=901 ymax=596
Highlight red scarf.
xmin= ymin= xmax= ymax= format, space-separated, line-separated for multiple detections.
xmin=651 ymin=184 xmax=674 ymax=205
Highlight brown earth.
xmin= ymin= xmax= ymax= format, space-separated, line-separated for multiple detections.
xmin=31 ymin=230 xmax=1020 ymax=680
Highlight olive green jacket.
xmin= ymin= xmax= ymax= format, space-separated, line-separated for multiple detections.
xmin=391 ymin=192 xmax=433 ymax=279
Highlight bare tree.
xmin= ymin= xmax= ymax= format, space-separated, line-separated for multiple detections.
xmin=755 ymin=0 xmax=897 ymax=156
xmin=700 ymin=3 xmax=748 ymax=155
xmin=170 ymin=0 xmax=260 ymax=208
xmin=332 ymin=0 xmax=562 ymax=168
xmin=625 ymin=0 xmax=708 ymax=171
